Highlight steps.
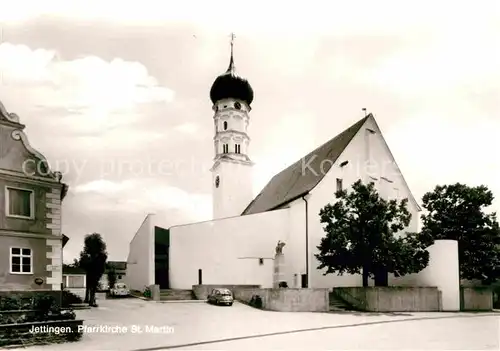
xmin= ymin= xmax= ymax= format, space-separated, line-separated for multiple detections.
xmin=329 ymin=293 xmax=352 ymax=311
xmin=159 ymin=289 xmax=195 ymax=301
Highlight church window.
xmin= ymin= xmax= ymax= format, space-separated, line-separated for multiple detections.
xmin=223 ymin=144 xmax=228 ymax=153
xmin=223 ymin=121 xmax=228 ymax=130
xmin=235 ymin=144 xmax=241 ymax=154
xmin=393 ymin=187 xmax=399 ymax=200
xmin=336 ymin=178 xmax=343 ymax=192
xmin=215 ymin=176 xmax=220 ymax=188
xmin=380 ymin=177 xmax=393 ymax=200
xmin=234 ymin=101 xmax=241 ymax=110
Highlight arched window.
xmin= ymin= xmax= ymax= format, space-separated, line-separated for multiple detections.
xmin=223 ymin=144 xmax=228 ymax=153
xmin=235 ymin=144 xmax=241 ymax=154
xmin=223 ymin=121 xmax=228 ymax=130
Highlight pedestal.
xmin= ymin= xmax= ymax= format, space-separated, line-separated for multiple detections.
xmin=273 ymin=254 xmax=286 ymax=288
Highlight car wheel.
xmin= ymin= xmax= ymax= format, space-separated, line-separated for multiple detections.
xmin=228 ymin=303 xmax=233 ymax=306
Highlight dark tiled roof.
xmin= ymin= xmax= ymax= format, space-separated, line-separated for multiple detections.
xmin=106 ymin=261 xmax=127 ymax=271
xmin=242 ymin=116 xmax=370 ymax=215
xmin=63 ymin=266 xmax=85 ymax=274
xmin=62 ymin=234 xmax=69 ymax=248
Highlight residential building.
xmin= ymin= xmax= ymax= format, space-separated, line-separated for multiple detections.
xmin=0 ymin=101 xmax=68 ymax=301
xmin=62 ymin=265 xmax=86 ymax=299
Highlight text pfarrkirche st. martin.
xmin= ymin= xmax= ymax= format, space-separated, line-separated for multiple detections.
xmin=30 ymin=325 xmax=174 ymax=334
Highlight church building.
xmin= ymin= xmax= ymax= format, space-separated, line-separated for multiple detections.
xmin=126 ymin=40 xmax=422 ymax=291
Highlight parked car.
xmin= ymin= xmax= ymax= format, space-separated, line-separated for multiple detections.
xmin=207 ymin=288 xmax=234 ymax=306
xmin=110 ymin=283 xmax=130 ymax=297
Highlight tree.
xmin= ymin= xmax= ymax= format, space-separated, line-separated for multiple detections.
xmin=421 ymin=183 xmax=500 ymax=284
xmin=316 ymin=180 xmax=433 ymax=287
xmin=79 ymin=233 xmax=108 ymax=306
xmin=107 ymin=265 xmax=117 ymax=291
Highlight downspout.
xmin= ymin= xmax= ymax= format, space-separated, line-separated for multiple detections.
xmin=302 ymin=195 xmax=309 ymax=288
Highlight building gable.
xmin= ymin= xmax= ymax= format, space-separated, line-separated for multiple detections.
xmin=0 ymin=101 xmax=61 ymax=182
xmin=243 ymin=113 xmax=421 ymax=216
xmin=242 ymin=116 xmax=369 ymax=215
xmin=364 ymin=116 xmax=421 ymax=211
xmin=311 ymin=114 xmax=421 ymax=212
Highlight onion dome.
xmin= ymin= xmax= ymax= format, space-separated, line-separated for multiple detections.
xmin=210 ymin=38 xmax=254 ymax=106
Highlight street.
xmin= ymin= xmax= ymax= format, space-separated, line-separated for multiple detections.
xmin=18 ymin=298 xmax=500 ymax=350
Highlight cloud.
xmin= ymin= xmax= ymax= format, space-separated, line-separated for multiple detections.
xmin=0 ymin=44 xmax=174 ymax=111
xmin=74 ymin=178 xmax=212 ymax=222
xmin=1 ymin=1 xmax=498 ymax=39
xmin=368 ymin=26 xmax=500 ymax=98
xmin=73 ymin=179 xmax=134 ymax=194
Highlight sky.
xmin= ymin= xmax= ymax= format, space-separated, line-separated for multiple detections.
xmin=0 ymin=1 xmax=499 ymax=262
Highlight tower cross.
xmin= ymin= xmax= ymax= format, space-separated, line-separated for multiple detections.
xmin=227 ymin=32 xmax=236 ymax=73
xmin=230 ymin=33 xmax=235 ymax=49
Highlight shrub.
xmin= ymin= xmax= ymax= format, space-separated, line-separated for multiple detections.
xmin=143 ymin=286 xmax=151 ymax=298
xmin=33 ymin=295 xmax=57 ymax=314
xmin=0 ymin=316 xmax=16 ymax=325
xmin=249 ymin=295 xmax=263 ymax=309
xmin=44 ymin=310 xmax=76 ymax=321
xmin=0 ymin=296 xmax=21 ymax=311
xmin=62 ymin=290 xmax=83 ymax=308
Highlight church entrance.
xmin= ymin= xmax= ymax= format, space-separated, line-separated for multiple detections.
xmin=154 ymin=227 xmax=170 ymax=289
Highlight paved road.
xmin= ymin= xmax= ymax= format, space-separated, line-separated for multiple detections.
xmin=18 ymin=298 xmax=500 ymax=350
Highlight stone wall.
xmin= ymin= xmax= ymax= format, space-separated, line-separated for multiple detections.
xmin=332 ymin=287 xmax=441 ymax=312
xmin=461 ymin=286 xmax=493 ymax=311
xmin=232 ymin=287 xmax=329 ymax=312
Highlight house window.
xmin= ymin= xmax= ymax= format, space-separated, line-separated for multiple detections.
xmin=118 ymin=275 xmax=122 ymax=279
xmin=6 ymin=187 xmax=34 ymax=219
xmin=222 ymin=144 xmax=228 ymax=153
xmin=67 ymin=275 xmax=85 ymax=288
xmin=223 ymin=121 xmax=228 ymax=130
xmin=10 ymin=247 xmax=32 ymax=274
xmin=336 ymin=178 xmax=343 ymax=192
xmin=235 ymin=144 xmax=241 ymax=154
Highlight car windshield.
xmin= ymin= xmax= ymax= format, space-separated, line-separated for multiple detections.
xmin=219 ymin=290 xmax=232 ymax=296
xmin=115 ymin=283 xmax=126 ymax=289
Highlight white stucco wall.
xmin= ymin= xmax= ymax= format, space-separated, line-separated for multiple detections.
xmin=212 ymin=97 xmax=253 ymax=220
xmin=125 ymin=214 xmax=155 ymax=291
xmin=304 ymin=116 xmax=421 ymax=288
xmin=282 ymin=197 xmax=307 ymax=288
xmin=169 ymin=209 xmax=290 ymax=289
xmin=212 ymin=160 xmax=254 ymax=220
xmin=390 ymin=240 xmax=460 ymax=311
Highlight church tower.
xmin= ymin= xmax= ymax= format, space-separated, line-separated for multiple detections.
xmin=209 ymin=34 xmax=254 ymax=220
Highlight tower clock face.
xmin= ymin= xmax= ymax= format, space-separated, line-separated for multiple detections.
xmin=215 ymin=176 xmax=220 ymax=188
xmin=234 ymin=101 xmax=241 ymax=110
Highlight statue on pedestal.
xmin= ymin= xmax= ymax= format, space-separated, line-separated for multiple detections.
xmin=275 ymin=240 xmax=286 ymax=256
